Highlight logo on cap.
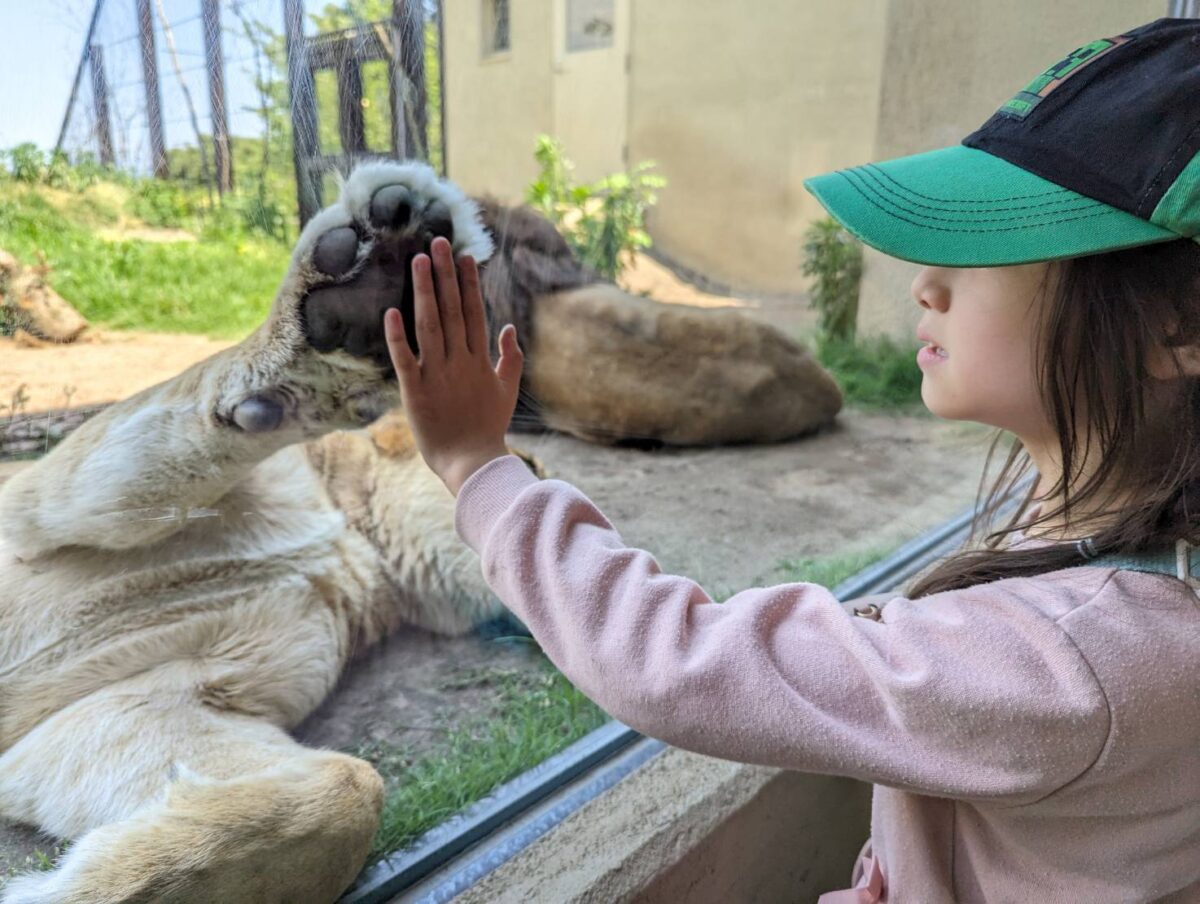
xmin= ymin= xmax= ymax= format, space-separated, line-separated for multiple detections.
xmin=999 ymin=34 xmax=1133 ymax=121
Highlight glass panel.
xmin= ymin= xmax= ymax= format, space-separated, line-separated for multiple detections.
xmin=567 ymin=0 xmax=615 ymax=52
xmin=6 ymin=0 xmax=1171 ymax=900
xmin=483 ymin=0 xmax=510 ymax=55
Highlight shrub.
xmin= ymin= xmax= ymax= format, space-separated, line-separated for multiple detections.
xmin=7 ymin=143 xmax=45 ymax=184
xmin=802 ymin=217 xmax=863 ymax=344
xmin=815 ymin=332 xmax=924 ymax=410
xmin=127 ymin=179 xmax=204 ymax=228
xmin=527 ymin=135 xmax=665 ymax=281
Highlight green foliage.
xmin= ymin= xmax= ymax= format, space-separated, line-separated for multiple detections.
xmin=127 ymin=179 xmax=204 ymax=228
xmin=1 ymin=145 xmax=116 ymax=192
xmin=815 ymin=332 xmax=925 ymax=410
xmin=527 ymin=136 xmax=665 ymax=280
xmin=364 ymin=657 xmax=609 ymax=861
xmin=5 ymin=143 xmax=46 ymax=184
xmin=0 ymin=181 xmax=288 ymax=338
xmin=800 ymin=218 xmax=923 ymax=410
xmin=768 ymin=546 xmax=891 ymax=589
xmin=802 ymin=217 xmax=863 ymax=344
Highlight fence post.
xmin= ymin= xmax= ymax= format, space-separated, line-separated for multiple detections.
xmin=391 ymin=0 xmax=428 ymax=160
xmin=283 ymin=0 xmax=321 ymax=224
xmin=137 ymin=0 xmax=169 ymax=177
xmin=202 ymin=0 xmax=233 ymax=193
xmin=88 ymin=44 xmax=116 ymax=167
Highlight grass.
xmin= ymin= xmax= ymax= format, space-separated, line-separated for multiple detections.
xmin=0 ymin=181 xmax=289 ymax=340
xmin=813 ymin=333 xmax=927 ymax=412
xmin=765 ymin=545 xmax=894 ymax=588
xmin=354 ymin=658 xmax=609 ymax=862
xmin=1 ymin=843 xmax=69 ymax=891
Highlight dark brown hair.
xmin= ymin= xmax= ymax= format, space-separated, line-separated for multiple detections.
xmin=908 ymin=238 xmax=1200 ymax=598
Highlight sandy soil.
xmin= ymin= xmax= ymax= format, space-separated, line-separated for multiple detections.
xmin=0 ymin=330 xmax=235 ymax=413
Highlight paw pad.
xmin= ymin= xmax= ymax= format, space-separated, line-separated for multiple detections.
xmin=301 ymin=176 xmax=470 ymax=367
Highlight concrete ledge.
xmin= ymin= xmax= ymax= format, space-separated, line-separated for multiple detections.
xmin=447 ymin=746 xmax=871 ymax=903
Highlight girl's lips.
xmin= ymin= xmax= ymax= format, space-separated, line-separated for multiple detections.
xmin=917 ymin=344 xmax=949 ymax=367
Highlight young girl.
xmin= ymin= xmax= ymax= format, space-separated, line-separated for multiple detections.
xmin=383 ymin=18 xmax=1199 ymax=903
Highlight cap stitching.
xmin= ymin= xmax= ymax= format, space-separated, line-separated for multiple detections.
xmin=863 ymin=162 xmax=1073 ymax=206
xmin=858 ymin=164 xmax=1090 ymax=215
xmin=837 ymin=170 xmax=1126 ymax=235
xmin=841 ymin=168 xmax=1106 ymax=228
xmin=1134 ymin=117 xmax=1200 ymax=218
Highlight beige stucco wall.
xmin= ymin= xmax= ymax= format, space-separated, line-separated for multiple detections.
xmin=550 ymin=0 xmax=630 ymax=184
xmin=443 ymin=0 xmax=555 ymax=199
xmin=626 ymin=0 xmax=889 ymax=297
xmin=857 ymin=0 xmax=1168 ymax=340
xmin=443 ymin=0 xmax=629 ymax=202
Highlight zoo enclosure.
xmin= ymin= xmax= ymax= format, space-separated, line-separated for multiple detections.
xmin=55 ymin=0 xmax=445 ymax=223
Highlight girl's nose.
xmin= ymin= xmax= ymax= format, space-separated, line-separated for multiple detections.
xmin=912 ymin=267 xmax=951 ymax=312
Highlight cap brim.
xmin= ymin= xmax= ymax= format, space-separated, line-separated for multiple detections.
xmin=803 ymin=145 xmax=1180 ymax=266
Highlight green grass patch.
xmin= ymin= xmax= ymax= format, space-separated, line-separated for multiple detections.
xmin=1 ymin=843 xmax=69 ymax=891
xmin=357 ymin=658 xmax=609 ymax=862
xmin=0 ymin=183 xmax=289 ymax=339
xmin=814 ymin=333 xmax=926 ymax=412
xmin=766 ymin=545 xmax=894 ymax=589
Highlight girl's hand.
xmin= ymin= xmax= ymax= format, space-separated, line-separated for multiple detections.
xmin=384 ymin=236 xmax=523 ymax=496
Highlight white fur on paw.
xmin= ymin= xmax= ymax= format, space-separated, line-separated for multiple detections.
xmin=292 ymin=160 xmax=494 ymax=274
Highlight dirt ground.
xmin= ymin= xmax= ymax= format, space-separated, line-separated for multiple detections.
xmin=0 ymin=263 xmax=992 ymax=885
xmin=0 ymin=253 xmax=817 ymax=415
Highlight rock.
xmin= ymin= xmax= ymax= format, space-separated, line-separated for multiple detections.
xmin=0 ymin=249 xmax=88 ymax=343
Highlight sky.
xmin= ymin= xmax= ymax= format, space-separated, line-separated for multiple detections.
xmin=0 ymin=0 xmax=291 ymax=159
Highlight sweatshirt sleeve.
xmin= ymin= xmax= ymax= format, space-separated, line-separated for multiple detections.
xmin=454 ymin=455 xmax=1111 ymax=804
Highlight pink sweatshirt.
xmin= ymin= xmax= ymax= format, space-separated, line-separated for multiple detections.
xmin=454 ymin=456 xmax=1200 ymax=903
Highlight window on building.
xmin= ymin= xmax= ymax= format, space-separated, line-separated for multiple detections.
xmin=567 ymin=0 xmax=615 ymax=52
xmin=483 ymin=0 xmax=510 ymax=56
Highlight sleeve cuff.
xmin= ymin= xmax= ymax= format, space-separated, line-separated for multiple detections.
xmin=454 ymin=454 xmax=543 ymax=553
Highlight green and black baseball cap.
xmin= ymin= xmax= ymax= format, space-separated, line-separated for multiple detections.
xmin=803 ymin=18 xmax=1200 ymax=267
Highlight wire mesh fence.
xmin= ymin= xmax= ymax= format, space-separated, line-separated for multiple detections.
xmin=55 ymin=0 xmax=443 ymax=223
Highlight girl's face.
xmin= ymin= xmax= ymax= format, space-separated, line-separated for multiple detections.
xmin=912 ymin=263 xmax=1056 ymax=443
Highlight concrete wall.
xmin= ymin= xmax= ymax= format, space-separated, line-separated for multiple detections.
xmin=447 ymin=745 xmax=873 ymax=904
xmin=626 ymin=0 xmax=889 ymax=297
xmin=856 ymin=0 xmax=1168 ymax=340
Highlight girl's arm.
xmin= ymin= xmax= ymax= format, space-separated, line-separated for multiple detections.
xmin=385 ymin=241 xmax=1109 ymax=805
xmin=455 ymin=453 xmax=1110 ymax=805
